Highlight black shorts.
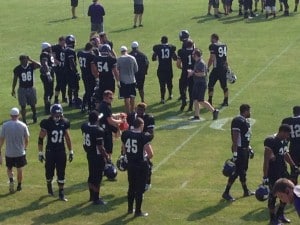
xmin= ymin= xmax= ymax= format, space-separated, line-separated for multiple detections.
xmin=71 ymin=0 xmax=78 ymax=7
xmin=209 ymin=0 xmax=220 ymax=8
xmin=208 ymin=67 xmax=227 ymax=90
xmin=134 ymin=4 xmax=144 ymax=14
xmin=135 ymin=75 xmax=145 ymax=91
xmin=192 ymin=80 xmax=207 ymax=101
xmin=6 ymin=155 xmax=27 ymax=169
xmin=119 ymin=82 xmax=136 ymax=99
xmin=157 ymin=71 xmax=173 ymax=84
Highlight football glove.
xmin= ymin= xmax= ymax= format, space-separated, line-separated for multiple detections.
xmin=262 ymin=176 xmax=269 ymax=186
xmin=38 ymin=152 xmax=45 ymax=163
xmin=69 ymin=150 xmax=74 ymax=162
xmin=249 ymin=146 xmax=254 ymax=159
xmin=292 ymin=165 xmax=300 ymax=174
xmin=232 ymin=151 xmax=238 ymax=162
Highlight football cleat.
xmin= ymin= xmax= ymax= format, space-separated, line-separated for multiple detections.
xmin=9 ymin=182 xmax=14 ymax=193
xmin=222 ymin=192 xmax=235 ymax=201
xmin=277 ymin=214 xmax=291 ymax=223
xmin=104 ymin=163 xmax=118 ymax=180
xmin=222 ymin=159 xmax=236 ymax=177
xmin=116 ymin=155 xmax=128 ymax=171
xmin=255 ymin=185 xmax=270 ymax=201
xmin=226 ymin=68 xmax=237 ymax=84
xmin=134 ymin=212 xmax=149 ymax=217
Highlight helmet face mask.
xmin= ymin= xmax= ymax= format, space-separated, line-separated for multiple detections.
xmin=226 ymin=68 xmax=237 ymax=84
xmin=104 ymin=163 xmax=118 ymax=179
xmin=50 ymin=104 xmax=63 ymax=122
xmin=116 ymin=155 xmax=128 ymax=171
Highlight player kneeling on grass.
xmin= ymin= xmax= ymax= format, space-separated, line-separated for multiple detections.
xmin=38 ymin=104 xmax=74 ymax=201
xmin=81 ymin=110 xmax=109 ymax=205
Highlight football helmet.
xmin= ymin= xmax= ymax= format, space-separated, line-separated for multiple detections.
xmin=226 ymin=68 xmax=237 ymax=84
xmin=222 ymin=159 xmax=236 ymax=177
xmin=65 ymin=35 xmax=76 ymax=47
xmin=179 ymin=30 xmax=190 ymax=41
xmin=255 ymin=185 xmax=270 ymax=201
xmin=50 ymin=104 xmax=63 ymax=115
xmin=104 ymin=163 xmax=118 ymax=179
xmin=116 ymin=155 xmax=128 ymax=171
xmin=99 ymin=44 xmax=111 ymax=55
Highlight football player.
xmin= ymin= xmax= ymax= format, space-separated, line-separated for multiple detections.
xmin=243 ymin=0 xmax=256 ymax=18
xmin=99 ymin=32 xmax=116 ymax=58
xmin=279 ymin=0 xmax=290 ymax=15
xmin=77 ymin=43 xmax=96 ymax=113
xmin=52 ymin=36 xmax=67 ymax=104
xmin=12 ymin=55 xmax=41 ymax=124
xmin=282 ymin=106 xmax=300 ymax=184
xmin=81 ymin=110 xmax=108 ymax=205
xmin=91 ymin=44 xmax=119 ymax=109
xmin=207 ymin=33 xmax=229 ymax=107
xmin=127 ymin=103 xmax=155 ymax=191
xmin=177 ymin=39 xmax=195 ymax=111
xmin=129 ymin=41 xmax=149 ymax=103
xmin=262 ymin=124 xmax=298 ymax=224
xmin=63 ymin=35 xmax=80 ymax=108
xmin=265 ymin=0 xmax=277 ymax=18
xmin=38 ymin=104 xmax=74 ymax=201
xmin=179 ymin=30 xmax=191 ymax=49
xmin=152 ymin=36 xmax=177 ymax=104
xmin=121 ymin=117 xmax=154 ymax=217
xmin=40 ymin=42 xmax=55 ymax=114
xmin=222 ymin=104 xmax=254 ymax=201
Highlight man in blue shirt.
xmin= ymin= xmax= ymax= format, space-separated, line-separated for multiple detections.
xmin=88 ymin=0 xmax=105 ymax=33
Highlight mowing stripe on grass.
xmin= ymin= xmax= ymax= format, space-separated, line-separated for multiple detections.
xmin=153 ymin=42 xmax=293 ymax=173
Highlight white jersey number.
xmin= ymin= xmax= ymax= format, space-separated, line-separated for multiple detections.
xmin=125 ymin=139 xmax=138 ymax=154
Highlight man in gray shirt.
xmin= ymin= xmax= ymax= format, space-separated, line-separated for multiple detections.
xmin=117 ymin=46 xmax=138 ymax=113
xmin=0 ymin=107 xmax=29 ymax=193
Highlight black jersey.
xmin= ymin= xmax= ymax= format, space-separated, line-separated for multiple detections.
xmin=177 ymin=47 xmax=195 ymax=72
xmin=209 ymin=42 xmax=227 ymax=69
xmin=231 ymin=115 xmax=251 ymax=148
xmin=127 ymin=113 xmax=155 ymax=133
xmin=152 ymin=44 xmax=177 ymax=72
xmin=98 ymin=101 xmax=117 ymax=133
xmin=13 ymin=63 xmax=37 ymax=88
xmin=121 ymin=130 xmax=152 ymax=164
xmin=282 ymin=116 xmax=300 ymax=152
xmin=81 ymin=122 xmax=105 ymax=155
xmin=264 ymin=136 xmax=289 ymax=179
xmin=77 ymin=50 xmax=94 ymax=78
xmin=52 ymin=44 xmax=65 ymax=68
xmin=129 ymin=50 xmax=149 ymax=76
xmin=92 ymin=55 xmax=117 ymax=83
xmin=63 ymin=47 xmax=77 ymax=72
xmin=40 ymin=51 xmax=55 ymax=68
xmin=40 ymin=117 xmax=70 ymax=151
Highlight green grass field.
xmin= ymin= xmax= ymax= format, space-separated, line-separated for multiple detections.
xmin=0 ymin=0 xmax=300 ymax=224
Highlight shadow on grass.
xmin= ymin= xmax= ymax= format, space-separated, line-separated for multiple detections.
xmin=48 ymin=18 xmax=73 ymax=24
xmin=240 ymin=207 xmax=269 ymax=223
xmin=187 ymin=200 xmax=231 ymax=221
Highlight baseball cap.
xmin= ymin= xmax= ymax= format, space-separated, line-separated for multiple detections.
xmin=120 ymin=46 xmax=128 ymax=52
xmin=10 ymin=107 xmax=20 ymax=116
xmin=131 ymin=41 xmax=139 ymax=48
xmin=41 ymin=42 xmax=51 ymax=50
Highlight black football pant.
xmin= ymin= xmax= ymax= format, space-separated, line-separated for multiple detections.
xmin=127 ymin=162 xmax=148 ymax=213
xmin=244 ymin=0 xmax=253 ymax=11
xmin=45 ymin=150 xmax=67 ymax=185
xmin=87 ymin=154 xmax=105 ymax=186
xmin=82 ymin=76 xmax=95 ymax=111
xmin=54 ymin=68 xmax=67 ymax=100
xmin=179 ymin=74 xmax=193 ymax=107
xmin=157 ymin=73 xmax=173 ymax=100
xmin=228 ymin=147 xmax=249 ymax=183
xmin=40 ymin=75 xmax=54 ymax=113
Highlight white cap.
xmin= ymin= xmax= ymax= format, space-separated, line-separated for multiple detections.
xmin=120 ymin=45 xmax=128 ymax=52
xmin=41 ymin=42 xmax=51 ymax=50
xmin=131 ymin=41 xmax=139 ymax=48
xmin=10 ymin=107 xmax=19 ymax=116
